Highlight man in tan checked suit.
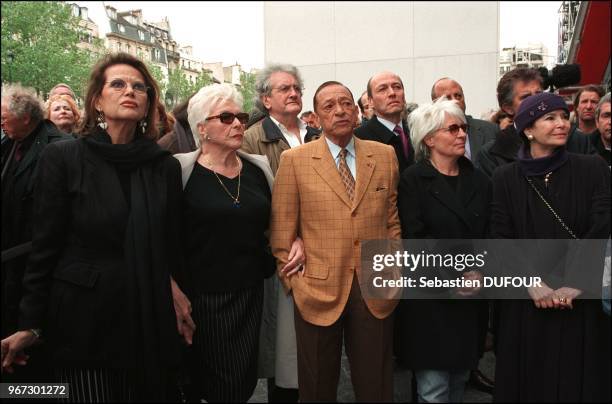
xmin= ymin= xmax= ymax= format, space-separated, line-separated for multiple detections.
xmin=270 ymin=81 xmax=401 ymax=401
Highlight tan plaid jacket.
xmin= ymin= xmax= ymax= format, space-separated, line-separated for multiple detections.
xmin=270 ymin=135 xmax=401 ymax=326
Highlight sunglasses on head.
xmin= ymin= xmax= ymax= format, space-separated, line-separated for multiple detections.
xmin=439 ymin=123 xmax=469 ymax=136
xmin=205 ymin=112 xmax=249 ymax=125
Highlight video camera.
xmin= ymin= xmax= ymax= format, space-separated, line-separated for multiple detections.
xmin=537 ymin=64 xmax=581 ymax=92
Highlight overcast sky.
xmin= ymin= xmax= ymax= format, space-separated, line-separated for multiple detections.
xmin=77 ymin=1 xmax=561 ymax=70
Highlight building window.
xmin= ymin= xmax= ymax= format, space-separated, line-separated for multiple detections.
xmin=138 ymin=30 xmax=145 ymax=41
xmin=118 ymin=24 xmax=125 ymax=33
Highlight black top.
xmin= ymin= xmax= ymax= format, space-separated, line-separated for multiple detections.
xmin=183 ymin=158 xmax=273 ymax=293
xmin=440 ymin=173 xmax=459 ymax=192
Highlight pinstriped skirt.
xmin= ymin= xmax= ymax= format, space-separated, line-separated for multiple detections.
xmin=56 ymin=368 xmax=133 ymax=402
xmin=191 ymin=282 xmax=263 ymax=402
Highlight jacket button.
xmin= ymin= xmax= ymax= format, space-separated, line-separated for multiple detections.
xmin=354 ymin=240 xmax=359 ymax=246
xmin=351 ymin=212 xmax=356 ymax=217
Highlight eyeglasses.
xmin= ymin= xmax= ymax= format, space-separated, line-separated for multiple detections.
xmin=205 ymin=112 xmax=250 ymax=125
xmin=272 ymin=84 xmax=303 ymax=95
xmin=105 ymin=79 xmax=150 ymax=95
xmin=439 ymin=123 xmax=468 ymax=136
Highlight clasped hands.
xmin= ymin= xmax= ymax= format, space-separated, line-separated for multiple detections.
xmin=528 ymin=282 xmax=582 ymax=309
xmin=279 ymin=237 xmax=306 ymax=279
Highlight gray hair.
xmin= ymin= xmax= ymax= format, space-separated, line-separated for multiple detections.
xmin=596 ymin=92 xmax=611 ymax=119
xmin=407 ymin=98 xmax=466 ymax=162
xmin=254 ymin=63 xmax=304 ymax=112
xmin=49 ymin=83 xmax=77 ymax=100
xmin=1 ymin=83 xmax=44 ymax=124
xmin=187 ymin=83 xmax=244 ymax=147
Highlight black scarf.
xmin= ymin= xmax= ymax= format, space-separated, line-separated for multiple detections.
xmin=517 ymin=144 xmax=569 ymax=176
xmin=84 ymin=129 xmax=180 ymax=401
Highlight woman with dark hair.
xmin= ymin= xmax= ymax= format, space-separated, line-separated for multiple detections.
xmin=155 ymin=101 xmax=175 ymax=140
xmin=491 ymin=92 xmax=610 ymax=402
xmin=158 ymin=94 xmax=197 ymax=154
xmin=1 ymin=53 xmax=193 ymax=402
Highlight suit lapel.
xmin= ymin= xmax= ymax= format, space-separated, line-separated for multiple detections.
xmin=352 ymin=138 xmax=375 ymax=211
xmin=371 ymin=116 xmax=395 ymax=144
xmin=311 ymin=136 xmax=352 ymax=209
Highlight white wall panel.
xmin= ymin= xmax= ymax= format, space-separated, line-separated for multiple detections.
xmin=413 ymin=2 xmax=498 ymax=57
xmin=264 ymin=1 xmax=500 ymax=116
xmin=333 ymin=2 xmax=414 ymax=63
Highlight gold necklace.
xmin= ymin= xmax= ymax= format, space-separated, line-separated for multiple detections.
xmin=203 ymin=155 xmax=242 ymax=208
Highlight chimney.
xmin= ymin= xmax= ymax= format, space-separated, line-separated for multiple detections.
xmin=106 ymin=6 xmax=117 ymax=19
xmin=132 ymin=9 xmax=143 ymax=25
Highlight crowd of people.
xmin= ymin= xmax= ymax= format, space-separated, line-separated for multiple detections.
xmin=1 ymin=51 xmax=610 ymax=403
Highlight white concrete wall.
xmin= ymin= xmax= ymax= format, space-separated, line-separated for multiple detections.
xmin=264 ymin=1 xmax=500 ymax=117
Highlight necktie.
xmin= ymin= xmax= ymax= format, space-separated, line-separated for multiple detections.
xmin=394 ymin=125 xmax=410 ymax=159
xmin=338 ymin=149 xmax=355 ymax=201
xmin=14 ymin=142 xmax=23 ymax=162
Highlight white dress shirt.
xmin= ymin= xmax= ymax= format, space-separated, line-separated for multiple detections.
xmin=269 ymin=115 xmax=308 ymax=148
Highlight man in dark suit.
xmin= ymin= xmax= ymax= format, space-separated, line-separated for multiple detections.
xmin=355 ymin=71 xmax=414 ymax=173
xmin=431 ymin=78 xmax=498 ymax=162
xmin=1 ymin=83 xmax=69 ymax=382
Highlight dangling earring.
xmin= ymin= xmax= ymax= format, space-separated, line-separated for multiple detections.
xmin=97 ymin=111 xmax=107 ymax=130
xmin=139 ymin=119 xmax=147 ymax=135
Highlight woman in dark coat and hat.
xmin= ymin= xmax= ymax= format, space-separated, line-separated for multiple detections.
xmin=491 ymin=92 xmax=610 ymax=402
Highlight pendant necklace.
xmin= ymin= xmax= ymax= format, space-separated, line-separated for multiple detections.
xmin=544 ymin=172 xmax=552 ymax=189
xmin=203 ymin=154 xmax=242 ymax=208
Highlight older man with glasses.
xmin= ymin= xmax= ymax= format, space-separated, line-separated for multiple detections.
xmin=241 ymin=64 xmax=320 ymax=403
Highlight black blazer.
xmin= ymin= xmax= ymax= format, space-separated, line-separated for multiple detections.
xmin=395 ymin=158 xmax=491 ymax=369
xmin=18 ymin=138 xmax=183 ymax=368
xmin=355 ymin=116 xmax=414 ymax=174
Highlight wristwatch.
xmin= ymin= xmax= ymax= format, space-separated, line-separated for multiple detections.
xmin=28 ymin=328 xmax=42 ymax=339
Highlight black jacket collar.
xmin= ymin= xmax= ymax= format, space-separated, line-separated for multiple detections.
xmin=413 ymin=157 xmax=478 ymax=227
